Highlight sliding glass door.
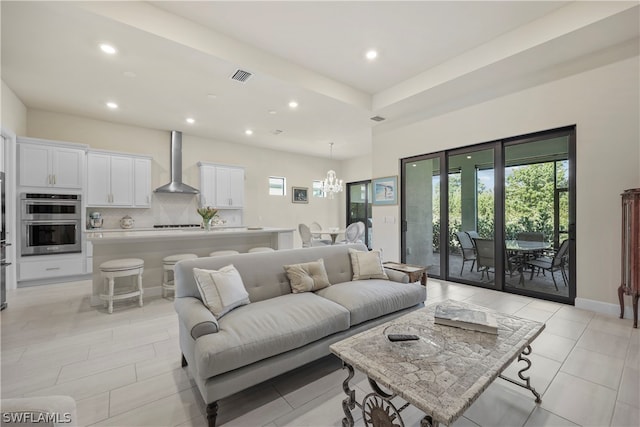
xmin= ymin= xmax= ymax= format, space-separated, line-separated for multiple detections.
xmin=346 ymin=181 xmax=372 ymax=249
xmin=401 ymin=126 xmax=575 ymax=304
xmin=402 ymin=155 xmax=442 ymax=276
xmin=447 ymin=146 xmax=497 ymax=288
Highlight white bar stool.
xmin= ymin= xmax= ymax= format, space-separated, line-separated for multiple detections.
xmin=99 ymin=258 xmax=144 ymax=314
xmin=209 ymin=250 xmax=240 ymax=257
xmin=162 ymin=253 xmax=198 ymax=297
xmin=248 ymin=247 xmax=275 ymax=253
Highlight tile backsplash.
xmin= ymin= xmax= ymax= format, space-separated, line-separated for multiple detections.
xmin=85 ymin=193 xmax=242 ymax=229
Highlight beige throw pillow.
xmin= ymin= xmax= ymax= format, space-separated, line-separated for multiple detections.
xmin=349 ymin=249 xmax=389 ymax=280
xmin=193 ymin=265 xmax=250 ymax=319
xmin=284 ymin=259 xmax=331 ymax=293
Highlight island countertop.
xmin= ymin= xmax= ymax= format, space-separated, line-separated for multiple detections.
xmin=86 ymin=227 xmax=295 ymax=243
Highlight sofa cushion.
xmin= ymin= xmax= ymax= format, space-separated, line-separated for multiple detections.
xmin=194 ymin=265 xmax=250 ymax=319
xmin=193 ymin=293 xmax=350 ymax=378
xmin=316 ymin=280 xmax=426 ymax=326
xmin=284 ymin=259 xmax=331 ymax=293
xmin=349 ymin=249 xmax=388 ymax=280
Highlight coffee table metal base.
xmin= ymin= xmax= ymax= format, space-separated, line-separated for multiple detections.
xmin=340 ymin=344 xmax=541 ymax=427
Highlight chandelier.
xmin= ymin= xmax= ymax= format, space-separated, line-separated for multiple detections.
xmin=320 ymin=143 xmax=343 ymax=199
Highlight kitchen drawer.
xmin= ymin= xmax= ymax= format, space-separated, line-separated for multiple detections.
xmin=18 ymin=257 xmax=85 ymax=281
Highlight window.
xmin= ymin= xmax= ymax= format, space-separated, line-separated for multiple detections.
xmin=269 ymin=176 xmax=286 ymax=196
xmin=312 ymin=180 xmax=325 ymax=197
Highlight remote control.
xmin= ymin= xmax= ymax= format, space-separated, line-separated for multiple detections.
xmin=387 ymin=334 xmax=419 ymax=342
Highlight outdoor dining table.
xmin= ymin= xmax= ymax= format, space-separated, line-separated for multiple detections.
xmin=505 ymin=240 xmax=552 ymax=286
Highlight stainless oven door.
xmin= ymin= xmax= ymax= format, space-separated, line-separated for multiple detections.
xmin=21 ymin=198 xmax=81 ymax=221
xmin=21 ymin=220 xmax=81 ymax=256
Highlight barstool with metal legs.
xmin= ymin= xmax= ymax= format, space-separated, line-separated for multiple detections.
xmin=99 ymin=258 xmax=144 ymax=314
xmin=162 ymin=253 xmax=198 ymax=297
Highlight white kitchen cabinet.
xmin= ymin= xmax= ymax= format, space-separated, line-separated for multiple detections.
xmin=216 ymin=166 xmax=244 ymax=208
xmin=87 ymin=151 xmax=151 ymax=208
xmin=18 ymin=139 xmax=85 ymax=190
xmin=198 ymin=163 xmax=244 ymax=209
xmin=18 ymin=254 xmax=85 ymax=282
xmin=87 ymin=152 xmax=133 ymax=207
xmin=133 ymin=157 xmax=152 ymax=207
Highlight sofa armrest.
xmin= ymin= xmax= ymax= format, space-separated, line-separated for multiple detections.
xmin=175 ymin=297 xmax=220 ymax=339
xmin=384 ymin=268 xmax=410 ymax=284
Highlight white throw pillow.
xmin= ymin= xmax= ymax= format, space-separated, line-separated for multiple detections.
xmin=349 ymin=249 xmax=389 ymax=280
xmin=193 ymin=265 xmax=250 ymax=319
xmin=284 ymin=259 xmax=331 ymax=293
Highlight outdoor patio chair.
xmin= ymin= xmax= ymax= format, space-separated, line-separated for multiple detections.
xmin=525 ymin=239 xmax=569 ymax=291
xmin=473 ymin=238 xmax=495 ymax=281
xmin=454 ymin=231 xmax=476 ymax=275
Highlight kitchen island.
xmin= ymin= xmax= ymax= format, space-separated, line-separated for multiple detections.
xmin=86 ymin=227 xmax=294 ymax=306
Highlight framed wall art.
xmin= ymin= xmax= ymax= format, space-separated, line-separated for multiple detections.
xmin=292 ymin=187 xmax=309 ymax=204
xmin=372 ymin=176 xmax=398 ymax=205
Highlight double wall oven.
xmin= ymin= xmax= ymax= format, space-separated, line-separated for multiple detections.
xmin=20 ymin=193 xmax=82 ymax=256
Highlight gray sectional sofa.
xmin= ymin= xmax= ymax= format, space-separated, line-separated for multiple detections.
xmin=173 ymin=243 xmax=426 ymax=426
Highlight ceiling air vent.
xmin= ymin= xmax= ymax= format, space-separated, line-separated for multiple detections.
xmin=370 ymin=115 xmax=386 ymax=122
xmin=230 ymin=69 xmax=253 ymax=83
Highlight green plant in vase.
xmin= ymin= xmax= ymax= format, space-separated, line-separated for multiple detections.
xmin=197 ymin=206 xmax=219 ymax=230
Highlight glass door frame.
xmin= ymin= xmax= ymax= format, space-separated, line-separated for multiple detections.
xmin=345 ymin=180 xmax=372 ymax=249
xmin=400 ymin=126 xmax=576 ymax=304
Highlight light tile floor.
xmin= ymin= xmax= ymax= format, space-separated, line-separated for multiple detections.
xmin=1 ymin=279 xmax=638 ymax=427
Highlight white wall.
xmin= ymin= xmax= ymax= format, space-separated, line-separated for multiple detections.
xmin=26 ymin=109 xmax=343 ymax=247
xmin=1 ymin=80 xmax=27 ymax=135
xmin=369 ymin=56 xmax=640 ymax=306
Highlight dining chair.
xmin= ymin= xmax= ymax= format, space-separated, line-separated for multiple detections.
xmin=525 ymin=239 xmax=569 ymax=291
xmin=473 ymin=238 xmax=495 ymax=281
xmin=298 ymin=223 xmax=330 ymax=247
xmin=307 ymin=221 xmax=332 ymax=245
xmin=339 ymin=222 xmax=364 ymax=244
xmin=454 ymin=231 xmax=476 ymax=275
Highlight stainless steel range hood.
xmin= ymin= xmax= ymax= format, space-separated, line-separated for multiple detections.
xmin=154 ymin=131 xmax=199 ymax=194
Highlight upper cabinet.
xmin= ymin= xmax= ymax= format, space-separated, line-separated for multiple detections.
xmin=87 ymin=151 xmax=151 ymax=208
xmin=133 ymin=157 xmax=152 ymax=208
xmin=198 ymin=162 xmax=244 ymax=209
xmin=18 ymin=138 xmax=86 ymax=190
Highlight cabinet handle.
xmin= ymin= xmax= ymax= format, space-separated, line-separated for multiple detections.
xmin=45 ymin=267 xmax=61 ymax=271
xmin=48 ymin=174 xmax=52 ymax=185
xmin=53 ymin=175 xmax=56 ymax=185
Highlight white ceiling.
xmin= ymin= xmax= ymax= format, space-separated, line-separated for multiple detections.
xmin=2 ymin=1 xmax=638 ymax=159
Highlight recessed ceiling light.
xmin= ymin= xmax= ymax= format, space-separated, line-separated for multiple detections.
xmin=100 ymin=44 xmax=117 ymax=55
xmin=245 ymin=129 xmax=253 ymax=135
xmin=106 ymin=102 xmax=118 ymax=109
xmin=186 ymin=118 xmax=195 ymax=124
xmin=288 ymin=101 xmax=298 ymax=109
xmin=365 ymin=50 xmax=378 ymax=60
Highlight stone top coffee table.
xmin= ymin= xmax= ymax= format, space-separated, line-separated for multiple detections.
xmin=329 ymin=300 xmax=545 ymax=427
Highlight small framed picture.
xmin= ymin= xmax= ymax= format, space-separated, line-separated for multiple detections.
xmin=372 ymin=176 xmax=398 ymax=205
xmin=292 ymin=187 xmax=309 ymax=204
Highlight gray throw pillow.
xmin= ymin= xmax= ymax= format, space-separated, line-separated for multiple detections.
xmin=193 ymin=265 xmax=250 ymax=319
xmin=349 ymin=249 xmax=389 ymax=280
xmin=284 ymin=259 xmax=331 ymax=293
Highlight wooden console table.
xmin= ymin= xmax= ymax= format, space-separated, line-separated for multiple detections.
xmin=383 ymin=262 xmax=427 ymax=286
xmin=618 ymin=188 xmax=639 ymax=328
